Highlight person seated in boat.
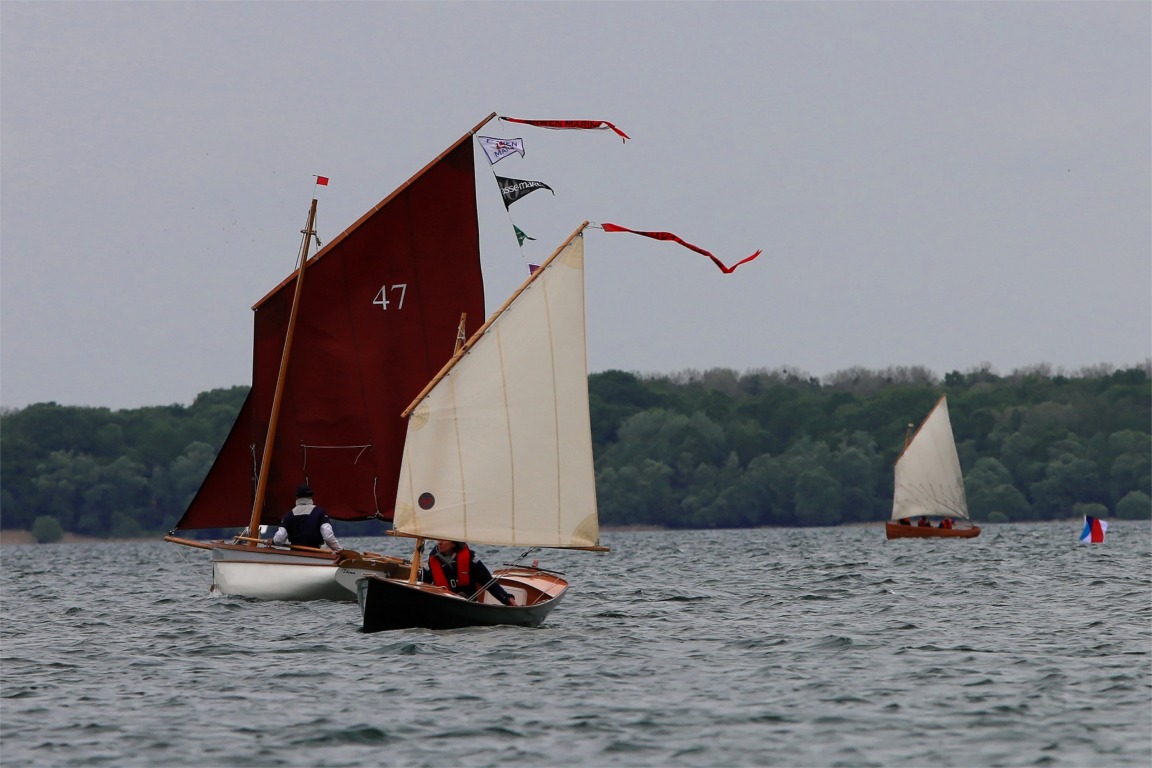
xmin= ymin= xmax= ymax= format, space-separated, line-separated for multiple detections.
xmin=898 ymin=518 xmax=912 ymax=526
xmin=271 ymin=484 xmax=345 ymax=560
xmin=939 ymin=518 xmax=954 ymax=529
xmin=420 ymin=540 xmax=517 ymax=606
xmin=917 ymin=516 xmax=932 ymax=527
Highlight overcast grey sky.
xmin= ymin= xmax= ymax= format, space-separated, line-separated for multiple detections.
xmin=2 ymin=1 xmax=1149 ymax=412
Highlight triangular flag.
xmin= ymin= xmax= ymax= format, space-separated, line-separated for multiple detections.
xmin=478 ymin=136 xmax=526 ymax=165
xmin=495 ymin=176 xmax=555 ymax=209
xmin=601 ymin=222 xmax=761 ymax=274
xmin=514 ymin=225 xmax=536 ymax=246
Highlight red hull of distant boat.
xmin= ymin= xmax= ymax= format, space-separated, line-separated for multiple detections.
xmin=885 ymin=522 xmax=981 ymax=539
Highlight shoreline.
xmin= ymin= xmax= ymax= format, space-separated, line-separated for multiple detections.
xmin=0 ymin=530 xmax=157 ymax=546
xmin=0 ymin=518 xmax=1112 ymax=546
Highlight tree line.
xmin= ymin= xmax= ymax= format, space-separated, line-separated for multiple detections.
xmin=2 ymin=363 xmax=1149 ymax=540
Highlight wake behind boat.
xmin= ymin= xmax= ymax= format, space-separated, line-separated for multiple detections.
xmin=165 ymin=115 xmax=495 ymax=599
xmin=348 ymin=223 xmax=609 ymax=631
xmin=885 ymin=396 xmax=981 ymax=540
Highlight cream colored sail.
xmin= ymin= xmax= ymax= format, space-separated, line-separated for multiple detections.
xmin=393 ymin=225 xmax=601 ymax=548
xmin=891 ymin=396 xmax=970 ymax=521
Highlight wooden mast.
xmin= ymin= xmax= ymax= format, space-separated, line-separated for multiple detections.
xmin=245 ymin=198 xmax=319 ymax=542
xmin=405 ymin=311 xmax=470 ymax=583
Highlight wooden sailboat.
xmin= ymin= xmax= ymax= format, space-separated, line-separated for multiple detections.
xmin=885 ymin=396 xmax=981 ymax=539
xmin=339 ymin=223 xmax=609 ymax=631
xmin=164 ymin=115 xmax=497 ymax=600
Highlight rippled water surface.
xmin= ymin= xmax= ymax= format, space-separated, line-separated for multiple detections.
xmin=2 ymin=523 xmax=1150 ymax=767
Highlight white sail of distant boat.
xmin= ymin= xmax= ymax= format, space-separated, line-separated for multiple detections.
xmin=886 ymin=396 xmax=981 ymax=539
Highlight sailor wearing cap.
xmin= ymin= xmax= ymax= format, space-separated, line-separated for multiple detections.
xmin=271 ymin=483 xmax=344 ymax=557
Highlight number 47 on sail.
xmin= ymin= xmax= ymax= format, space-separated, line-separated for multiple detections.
xmin=373 ymin=283 xmax=407 ymax=310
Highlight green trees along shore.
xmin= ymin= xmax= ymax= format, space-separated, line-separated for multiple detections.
xmin=2 ymin=364 xmax=1149 ymax=541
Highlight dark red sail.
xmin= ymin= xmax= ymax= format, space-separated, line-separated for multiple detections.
xmin=175 ymin=131 xmax=486 ymax=530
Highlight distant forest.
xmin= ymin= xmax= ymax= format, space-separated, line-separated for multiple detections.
xmin=2 ymin=363 xmax=1150 ymax=541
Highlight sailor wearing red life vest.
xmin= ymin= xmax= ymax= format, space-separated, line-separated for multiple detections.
xmin=420 ymin=540 xmax=518 ymax=606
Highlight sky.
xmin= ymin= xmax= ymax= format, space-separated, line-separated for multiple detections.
xmin=2 ymin=1 xmax=1149 ymax=412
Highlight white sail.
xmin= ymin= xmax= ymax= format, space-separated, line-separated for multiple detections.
xmin=891 ymin=396 xmax=970 ymax=521
xmin=393 ymin=226 xmax=601 ymax=548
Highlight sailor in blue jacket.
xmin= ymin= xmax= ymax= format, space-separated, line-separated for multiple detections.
xmin=272 ymin=484 xmax=344 ymax=558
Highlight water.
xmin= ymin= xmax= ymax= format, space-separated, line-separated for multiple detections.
xmin=2 ymin=523 xmax=1149 ymax=767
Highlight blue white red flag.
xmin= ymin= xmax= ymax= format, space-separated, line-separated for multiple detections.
xmin=1079 ymin=516 xmax=1108 ymax=543
xmin=478 ymin=136 xmax=525 ymax=165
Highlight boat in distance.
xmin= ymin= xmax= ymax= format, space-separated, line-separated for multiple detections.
xmin=885 ymin=395 xmax=981 ymax=540
xmin=884 ymin=522 xmax=981 ymax=539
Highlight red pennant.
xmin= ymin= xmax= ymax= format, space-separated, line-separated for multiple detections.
xmin=500 ymin=117 xmax=629 ymax=142
xmin=601 ymin=223 xmax=761 ymax=274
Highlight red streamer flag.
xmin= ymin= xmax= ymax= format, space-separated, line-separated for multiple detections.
xmin=315 ymin=176 xmax=330 ymax=186
xmin=500 ymin=117 xmax=629 ymax=142
xmin=601 ymin=223 xmax=761 ymax=274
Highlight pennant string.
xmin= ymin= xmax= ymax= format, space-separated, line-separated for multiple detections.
xmin=476 ymin=134 xmax=545 ymax=273
xmin=500 ymin=117 xmax=630 ymax=143
xmin=600 ymin=223 xmax=761 ymax=274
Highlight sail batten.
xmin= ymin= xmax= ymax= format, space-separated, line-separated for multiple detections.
xmin=393 ymin=225 xmax=601 ymax=549
xmin=891 ymin=396 xmax=971 ymax=522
